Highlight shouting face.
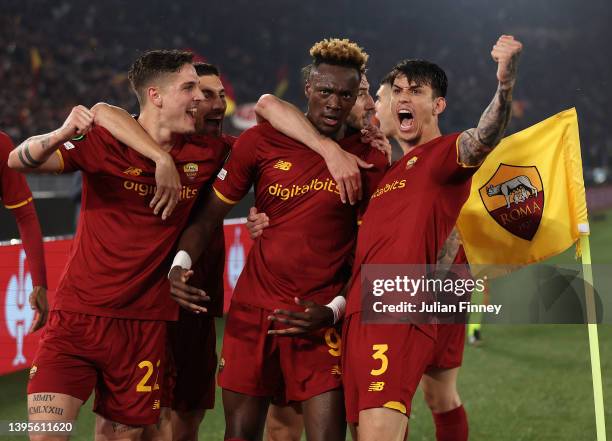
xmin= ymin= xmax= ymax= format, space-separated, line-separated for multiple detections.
xmin=390 ymin=74 xmax=446 ymax=147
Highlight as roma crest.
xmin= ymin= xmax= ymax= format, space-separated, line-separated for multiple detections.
xmin=183 ymin=163 xmax=199 ymax=179
xmin=479 ymin=164 xmax=544 ymax=241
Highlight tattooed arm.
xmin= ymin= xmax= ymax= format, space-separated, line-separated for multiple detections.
xmin=8 ymin=105 xmax=93 ymax=173
xmin=437 ymin=228 xmax=462 ymax=265
xmin=458 ymin=35 xmax=523 ymax=167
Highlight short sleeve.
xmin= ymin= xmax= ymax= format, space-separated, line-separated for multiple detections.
xmin=0 ymin=132 xmax=32 ymax=209
xmin=212 ymin=127 xmax=259 ymax=205
xmin=56 ymin=126 xmax=116 ymax=174
xmin=434 ymin=133 xmax=480 ymax=185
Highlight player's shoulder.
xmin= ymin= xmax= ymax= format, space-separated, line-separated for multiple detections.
xmin=430 ymin=132 xmax=462 ymax=151
xmin=0 ymin=131 xmax=14 ymax=157
xmin=340 ymin=131 xmax=387 ymax=166
xmin=411 ymin=132 xmax=462 ymax=162
xmin=234 ymin=122 xmax=276 ymax=147
xmin=221 ymin=134 xmax=238 ymax=148
xmin=242 ymin=121 xmax=277 ymax=138
xmin=183 ymin=134 xmax=231 ymax=161
xmin=67 ymin=125 xmax=119 ymax=148
xmin=186 ymin=133 xmax=227 ymax=149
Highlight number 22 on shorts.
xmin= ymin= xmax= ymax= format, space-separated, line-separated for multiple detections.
xmin=371 ymin=344 xmax=389 ymax=376
xmin=136 ymin=359 xmax=161 ymax=392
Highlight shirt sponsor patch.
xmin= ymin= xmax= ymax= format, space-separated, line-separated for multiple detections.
xmin=63 ymin=141 xmax=75 ymax=150
xmin=217 ymin=168 xmax=227 ymax=181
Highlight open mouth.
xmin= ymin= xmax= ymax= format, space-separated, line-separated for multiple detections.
xmin=398 ymin=110 xmax=414 ymax=131
xmin=322 ymin=115 xmax=339 ymax=126
xmin=186 ymin=108 xmax=197 ymax=123
xmin=204 ymin=117 xmax=222 ymax=127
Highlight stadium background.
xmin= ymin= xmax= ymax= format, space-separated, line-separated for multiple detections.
xmin=1 ymin=0 xmax=611 ymax=439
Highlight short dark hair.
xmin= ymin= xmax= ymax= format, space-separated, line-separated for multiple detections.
xmin=379 ymin=70 xmax=395 ymax=87
xmin=386 ymin=59 xmax=448 ymax=98
xmin=194 ymin=62 xmax=220 ymax=77
xmin=128 ymin=50 xmax=194 ymax=104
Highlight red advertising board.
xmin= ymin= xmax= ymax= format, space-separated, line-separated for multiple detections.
xmin=0 ymin=219 xmax=251 ymax=376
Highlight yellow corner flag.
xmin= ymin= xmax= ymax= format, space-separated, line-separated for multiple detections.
xmin=458 ymin=108 xmax=606 ymax=440
xmin=457 ymin=108 xmax=588 ymax=265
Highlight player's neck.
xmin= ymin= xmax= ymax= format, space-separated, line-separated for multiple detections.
xmin=397 ymin=138 xmax=411 ymax=155
xmin=137 ymin=112 xmax=176 ymax=152
xmin=401 ymin=125 xmax=442 ymax=155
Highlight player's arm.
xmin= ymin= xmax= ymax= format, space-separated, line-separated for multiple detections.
xmin=2 ymin=132 xmax=49 ymax=332
xmin=90 ymin=103 xmax=181 ymax=219
xmin=12 ymin=203 xmax=48 ymax=332
xmin=7 ymin=106 xmax=93 ymax=173
xmin=168 ymin=189 xmax=234 ymax=313
xmin=437 ymin=228 xmax=462 ymax=265
xmin=255 ymin=94 xmax=372 ymax=205
xmin=458 ymin=35 xmax=523 ymax=167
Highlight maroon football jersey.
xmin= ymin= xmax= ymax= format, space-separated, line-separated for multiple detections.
xmin=54 ymin=125 xmax=228 ymax=320
xmin=213 ymin=122 xmax=387 ymax=310
xmin=345 ymin=133 xmax=478 ymax=336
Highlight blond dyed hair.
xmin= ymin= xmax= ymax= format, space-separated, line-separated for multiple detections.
xmin=309 ymin=38 xmax=368 ymax=73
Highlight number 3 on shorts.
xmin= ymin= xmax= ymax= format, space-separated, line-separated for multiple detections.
xmin=370 ymin=344 xmax=389 ymax=376
xmin=136 ymin=359 xmax=161 ymax=392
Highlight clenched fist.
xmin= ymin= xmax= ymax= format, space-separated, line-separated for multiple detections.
xmin=58 ymin=105 xmax=94 ymax=141
xmin=491 ymin=35 xmax=523 ymax=88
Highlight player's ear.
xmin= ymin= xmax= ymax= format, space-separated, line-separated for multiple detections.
xmin=433 ymin=96 xmax=446 ymax=116
xmin=148 ymin=86 xmax=163 ymax=107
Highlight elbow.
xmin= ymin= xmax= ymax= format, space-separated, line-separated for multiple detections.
xmin=90 ymin=102 xmax=111 ymax=126
xmin=254 ymin=94 xmax=278 ymax=120
xmin=7 ymin=149 xmax=24 ymax=171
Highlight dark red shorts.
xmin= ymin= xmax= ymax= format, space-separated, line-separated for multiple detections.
xmin=429 ymin=324 xmax=465 ymax=370
xmin=341 ymin=312 xmax=435 ymax=423
xmin=218 ymin=301 xmax=342 ymax=402
xmin=28 ymin=310 xmax=166 ymax=426
xmin=163 ymin=310 xmax=217 ymax=411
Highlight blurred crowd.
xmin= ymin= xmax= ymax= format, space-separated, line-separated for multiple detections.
xmin=2 ymin=0 xmax=609 ymax=182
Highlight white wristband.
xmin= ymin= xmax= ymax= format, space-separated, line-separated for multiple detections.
xmin=169 ymin=250 xmax=192 ymax=278
xmin=326 ymin=296 xmax=346 ymax=324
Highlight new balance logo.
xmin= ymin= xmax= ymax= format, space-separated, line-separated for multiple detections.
xmin=273 ymin=160 xmax=292 ymax=171
xmin=123 ymin=166 xmax=143 ymax=176
xmin=368 ymin=381 xmax=385 ymax=392
xmin=331 ymin=365 xmax=341 ymax=375
xmin=152 ymin=400 xmax=160 ymax=410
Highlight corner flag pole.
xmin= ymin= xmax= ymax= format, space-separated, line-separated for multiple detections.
xmin=579 ymin=228 xmax=607 ymax=441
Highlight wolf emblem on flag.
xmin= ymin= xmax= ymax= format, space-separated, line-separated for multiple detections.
xmin=479 ymin=164 xmax=544 ymax=240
